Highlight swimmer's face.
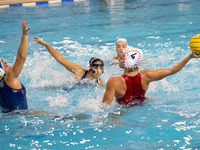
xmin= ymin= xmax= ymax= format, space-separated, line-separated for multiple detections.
xmin=91 ymin=60 xmax=104 ymax=79
xmin=116 ymin=41 xmax=127 ymax=55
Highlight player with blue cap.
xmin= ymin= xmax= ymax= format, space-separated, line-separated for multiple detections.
xmin=34 ymin=37 xmax=104 ymax=84
xmin=0 ymin=19 xmax=30 ymax=113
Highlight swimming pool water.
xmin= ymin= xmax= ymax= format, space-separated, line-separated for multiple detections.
xmin=0 ymin=0 xmax=200 ymax=149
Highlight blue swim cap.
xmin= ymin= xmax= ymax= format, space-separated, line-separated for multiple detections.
xmin=87 ymin=57 xmax=104 ymax=73
xmin=0 ymin=59 xmax=6 ymax=76
xmin=88 ymin=57 xmax=104 ymax=67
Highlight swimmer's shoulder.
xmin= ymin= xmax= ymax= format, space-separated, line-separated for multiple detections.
xmin=139 ymin=69 xmax=155 ymax=84
xmin=74 ymin=68 xmax=87 ymax=80
xmin=107 ymin=75 xmax=124 ymax=86
xmin=139 ymin=69 xmax=154 ymax=76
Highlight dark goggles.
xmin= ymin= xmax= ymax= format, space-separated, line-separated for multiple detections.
xmin=91 ymin=64 xmax=104 ymax=67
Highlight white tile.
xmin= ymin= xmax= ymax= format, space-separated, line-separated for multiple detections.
xmin=23 ymin=3 xmax=36 ymax=7
xmin=0 ymin=5 xmax=9 ymax=9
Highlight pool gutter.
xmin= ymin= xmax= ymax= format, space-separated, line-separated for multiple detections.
xmin=0 ymin=0 xmax=84 ymax=8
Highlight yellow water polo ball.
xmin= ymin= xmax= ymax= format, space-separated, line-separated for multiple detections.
xmin=190 ymin=34 xmax=200 ymax=55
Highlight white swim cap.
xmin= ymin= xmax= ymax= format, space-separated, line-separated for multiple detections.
xmin=116 ymin=38 xmax=129 ymax=52
xmin=123 ymin=47 xmax=143 ymax=69
xmin=116 ymin=38 xmax=127 ymax=44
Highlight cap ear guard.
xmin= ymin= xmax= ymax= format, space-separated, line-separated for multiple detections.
xmin=87 ymin=62 xmax=90 ymax=70
xmin=0 ymin=58 xmax=6 ymax=77
xmin=87 ymin=62 xmax=95 ymax=73
xmin=0 ymin=68 xmax=5 ymax=76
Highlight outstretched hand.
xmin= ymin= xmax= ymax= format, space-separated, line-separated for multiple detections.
xmin=190 ymin=50 xmax=200 ymax=58
xmin=22 ymin=18 xmax=30 ymax=35
xmin=34 ymin=36 xmax=47 ymax=47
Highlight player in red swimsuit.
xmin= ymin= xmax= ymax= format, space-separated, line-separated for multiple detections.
xmin=116 ymin=73 xmax=146 ymax=106
xmin=102 ymin=38 xmax=200 ymax=107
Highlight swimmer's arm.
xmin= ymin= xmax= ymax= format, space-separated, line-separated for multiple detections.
xmin=11 ymin=19 xmax=30 ymax=78
xmin=102 ymin=77 xmax=116 ymax=107
xmin=34 ymin=37 xmax=84 ymax=75
xmin=144 ymin=52 xmax=200 ymax=82
xmin=44 ymin=43 xmax=83 ymax=74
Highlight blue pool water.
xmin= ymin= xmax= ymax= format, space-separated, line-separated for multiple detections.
xmin=0 ymin=0 xmax=200 ymax=149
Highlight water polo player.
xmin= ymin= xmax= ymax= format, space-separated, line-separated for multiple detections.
xmin=34 ymin=37 xmax=104 ymax=84
xmin=0 ymin=19 xmax=30 ymax=113
xmin=102 ymin=41 xmax=200 ymax=107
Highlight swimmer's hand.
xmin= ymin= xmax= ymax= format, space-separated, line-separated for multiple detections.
xmin=190 ymin=49 xmax=200 ymax=58
xmin=22 ymin=18 xmax=30 ymax=35
xmin=99 ymin=79 xmax=105 ymax=85
xmin=34 ymin=36 xmax=47 ymax=47
xmin=112 ymin=56 xmax=118 ymax=60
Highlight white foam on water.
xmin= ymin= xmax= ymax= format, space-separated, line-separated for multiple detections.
xmin=47 ymin=93 xmax=69 ymax=107
xmin=25 ymin=49 xmax=75 ymax=88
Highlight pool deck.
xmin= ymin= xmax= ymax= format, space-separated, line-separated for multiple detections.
xmin=0 ymin=0 xmax=65 ymax=6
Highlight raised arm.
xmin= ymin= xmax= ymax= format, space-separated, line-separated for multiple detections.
xmin=11 ymin=19 xmax=30 ymax=78
xmin=34 ymin=37 xmax=84 ymax=75
xmin=144 ymin=51 xmax=200 ymax=82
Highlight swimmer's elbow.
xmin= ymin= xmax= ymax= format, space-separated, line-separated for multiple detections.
xmin=169 ymin=67 xmax=179 ymax=75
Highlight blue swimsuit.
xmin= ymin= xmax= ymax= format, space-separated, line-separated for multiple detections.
xmin=62 ymin=70 xmax=101 ymax=92
xmin=80 ymin=70 xmax=88 ymax=80
xmin=0 ymin=78 xmax=28 ymax=113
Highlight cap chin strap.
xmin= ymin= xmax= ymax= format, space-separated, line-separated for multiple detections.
xmin=96 ymin=78 xmax=101 ymax=83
